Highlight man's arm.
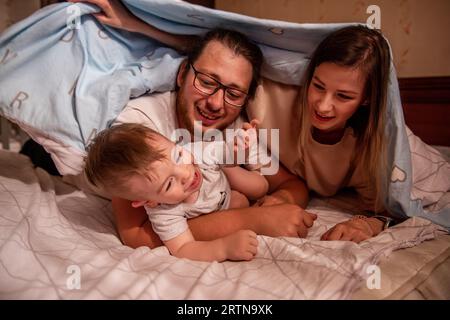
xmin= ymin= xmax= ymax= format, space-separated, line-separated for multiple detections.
xmin=112 ymin=197 xmax=163 ymax=248
xmin=69 ymin=0 xmax=197 ymax=52
xmin=112 ymin=156 xmax=314 ymax=249
xmin=112 ymin=10 xmax=196 ymax=53
xmin=261 ymin=164 xmax=309 ymax=208
xmin=112 ymin=197 xmax=316 ymax=249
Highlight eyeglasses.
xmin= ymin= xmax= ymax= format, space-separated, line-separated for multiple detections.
xmin=190 ymin=63 xmax=249 ymax=108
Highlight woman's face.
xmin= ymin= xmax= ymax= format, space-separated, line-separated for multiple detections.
xmin=307 ymin=62 xmax=367 ymax=133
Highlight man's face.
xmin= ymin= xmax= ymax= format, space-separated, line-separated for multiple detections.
xmin=176 ymin=40 xmax=253 ymax=136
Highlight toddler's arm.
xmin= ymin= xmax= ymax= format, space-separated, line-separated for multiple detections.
xmin=222 ymin=166 xmax=269 ymax=200
xmin=221 ymin=119 xmax=269 ymax=200
xmin=164 ymin=228 xmax=258 ymax=262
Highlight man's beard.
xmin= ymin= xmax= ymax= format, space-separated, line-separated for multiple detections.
xmin=175 ymin=85 xmax=242 ymax=136
xmin=175 ymin=85 xmax=195 ymax=136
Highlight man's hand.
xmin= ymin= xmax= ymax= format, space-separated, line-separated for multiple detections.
xmin=257 ymin=204 xmax=317 ymax=238
xmin=69 ymin=0 xmax=197 ymax=52
xmin=69 ymin=0 xmax=141 ymax=32
xmin=320 ymin=216 xmax=384 ymax=243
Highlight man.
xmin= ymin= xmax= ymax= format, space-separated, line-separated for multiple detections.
xmin=73 ymin=0 xmax=316 ymax=248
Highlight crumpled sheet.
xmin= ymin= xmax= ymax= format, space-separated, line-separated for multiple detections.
xmin=0 ymin=150 xmax=444 ymax=299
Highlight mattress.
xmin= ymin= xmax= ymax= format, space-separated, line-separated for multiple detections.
xmin=1 ymin=149 xmax=448 ymax=300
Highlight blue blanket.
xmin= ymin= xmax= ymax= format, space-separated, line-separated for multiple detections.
xmin=0 ymin=0 xmax=448 ymax=229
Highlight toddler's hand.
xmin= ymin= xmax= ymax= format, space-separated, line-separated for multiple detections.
xmin=233 ymin=119 xmax=260 ymax=163
xmin=222 ymin=230 xmax=258 ymax=261
xmin=241 ymin=119 xmax=259 ymax=147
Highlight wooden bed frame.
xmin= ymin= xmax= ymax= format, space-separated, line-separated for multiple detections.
xmin=399 ymin=76 xmax=450 ymax=147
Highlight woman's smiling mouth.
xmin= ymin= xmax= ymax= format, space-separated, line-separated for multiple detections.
xmin=314 ymin=110 xmax=335 ymax=122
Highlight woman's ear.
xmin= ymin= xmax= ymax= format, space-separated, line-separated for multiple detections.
xmin=176 ymin=60 xmax=189 ymax=87
xmin=361 ymin=98 xmax=370 ymax=107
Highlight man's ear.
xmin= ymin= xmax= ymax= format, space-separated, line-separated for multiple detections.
xmin=361 ymin=98 xmax=370 ymax=107
xmin=176 ymin=60 xmax=189 ymax=87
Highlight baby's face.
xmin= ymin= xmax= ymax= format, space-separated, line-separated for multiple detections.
xmin=119 ymin=136 xmax=202 ymax=207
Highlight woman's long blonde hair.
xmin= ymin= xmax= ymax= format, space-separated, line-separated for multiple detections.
xmin=297 ymin=25 xmax=391 ymax=210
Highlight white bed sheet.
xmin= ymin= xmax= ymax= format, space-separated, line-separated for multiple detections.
xmin=1 ymin=150 xmax=448 ymax=300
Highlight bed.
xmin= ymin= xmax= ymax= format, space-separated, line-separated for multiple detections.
xmin=1 ymin=1 xmax=449 ymax=300
xmin=0 ymin=146 xmax=448 ymax=300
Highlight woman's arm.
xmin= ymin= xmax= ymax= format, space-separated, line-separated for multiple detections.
xmin=69 ymin=0 xmax=196 ymax=52
xmin=320 ymin=211 xmax=406 ymax=243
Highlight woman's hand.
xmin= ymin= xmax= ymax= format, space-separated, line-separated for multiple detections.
xmin=320 ymin=216 xmax=384 ymax=243
xmin=69 ymin=0 xmax=142 ymax=32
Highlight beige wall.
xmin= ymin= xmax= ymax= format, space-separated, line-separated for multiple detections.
xmin=216 ymin=0 xmax=450 ymax=78
xmin=0 ymin=0 xmax=41 ymax=33
xmin=2 ymin=0 xmax=448 ymax=77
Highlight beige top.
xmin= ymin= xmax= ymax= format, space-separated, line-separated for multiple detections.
xmin=247 ymin=78 xmax=381 ymax=212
